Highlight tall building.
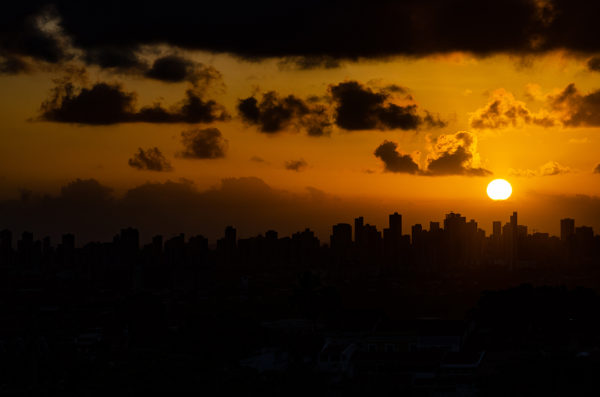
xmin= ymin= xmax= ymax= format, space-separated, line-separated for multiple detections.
xmin=219 ymin=226 xmax=237 ymax=261
xmin=493 ymin=221 xmax=502 ymax=239
xmin=389 ymin=212 xmax=402 ymax=235
xmin=354 ymin=216 xmax=364 ymax=246
xmin=504 ymin=212 xmax=518 ymax=267
xmin=62 ymin=233 xmax=75 ymax=252
xmin=510 ymin=212 xmax=518 ymax=229
xmin=225 ymin=226 xmax=237 ymax=247
xmin=331 ymin=223 xmax=353 ymax=260
xmin=0 ymin=229 xmax=12 ymax=266
xmin=444 ymin=212 xmax=467 ymax=265
xmin=560 ymin=218 xmax=575 ymax=242
xmin=411 ymin=224 xmax=423 ymax=244
xmin=265 ymin=230 xmax=278 ymax=240
xmin=383 ymin=213 xmax=404 ymax=266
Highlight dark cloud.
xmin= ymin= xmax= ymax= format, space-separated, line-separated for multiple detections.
xmin=470 ymin=89 xmax=555 ymax=129
xmin=128 ymin=147 xmax=173 ymax=172
xmin=0 ymin=5 xmax=70 ymax=66
xmin=0 ymin=55 xmax=31 ymax=75
xmin=84 ymin=46 xmax=146 ymax=72
xmin=384 ymin=84 xmax=408 ymax=94
xmin=374 ymin=132 xmax=491 ymax=176
xmin=250 ymin=156 xmax=266 ymax=163
xmin=587 ymin=57 xmax=600 ymax=72
xmin=373 ymin=141 xmax=419 ymax=174
xmin=39 ymin=82 xmax=137 ymax=125
xmin=84 ymin=48 xmax=223 ymax=86
xmin=7 ymin=1 xmax=600 ymax=74
xmin=284 ymin=159 xmax=308 ymax=172
xmin=238 ymin=92 xmax=331 ymax=136
xmin=145 ymin=55 xmax=222 ymax=85
xmin=145 ymin=55 xmax=193 ymax=82
xmin=426 ymin=146 xmax=491 ymax=176
xmin=471 ymin=84 xmax=600 ymax=130
xmin=330 ymin=81 xmax=444 ymax=131
xmin=238 ymin=81 xmax=443 ymax=135
xmin=595 ymin=164 xmax=600 ymax=174
xmin=549 ymin=83 xmax=600 ymax=127
xmin=38 ymin=80 xmax=229 ymax=125
xmin=423 ymin=111 xmax=449 ymax=128
xmin=60 ymin=178 xmax=113 ymax=202
xmin=178 ymin=128 xmax=227 ymax=159
xmin=278 ymin=56 xmax=341 ymax=70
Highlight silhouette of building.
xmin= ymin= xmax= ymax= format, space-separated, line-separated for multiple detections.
xmin=0 ymin=229 xmax=11 ymax=266
xmin=354 ymin=216 xmax=364 ymax=246
xmin=384 ymin=212 xmax=404 ymax=267
xmin=492 ymin=221 xmax=502 ymax=239
xmin=331 ymin=223 xmax=353 ymax=263
xmin=561 ymin=218 xmax=575 ymax=243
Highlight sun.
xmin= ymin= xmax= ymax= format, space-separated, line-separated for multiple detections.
xmin=487 ymin=179 xmax=512 ymax=200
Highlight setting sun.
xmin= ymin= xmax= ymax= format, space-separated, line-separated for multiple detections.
xmin=487 ymin=179 xmax=512 ymax=201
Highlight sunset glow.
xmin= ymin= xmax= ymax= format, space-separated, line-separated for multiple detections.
xmin=487 ymin=179 xmax=513 ymax=201
xmin=0 ymin=2 xmax=599 ymax=239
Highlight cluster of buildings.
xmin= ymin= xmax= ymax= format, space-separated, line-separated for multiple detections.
xmin=0 ymin=211 xmax=598 ymax=289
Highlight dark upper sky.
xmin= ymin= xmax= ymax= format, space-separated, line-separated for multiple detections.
xmin=3 ymin=0 xmax=600 ymax=71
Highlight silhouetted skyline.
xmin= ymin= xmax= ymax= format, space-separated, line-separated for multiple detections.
xmin=2 ymin=209 xmax=598 ymax=274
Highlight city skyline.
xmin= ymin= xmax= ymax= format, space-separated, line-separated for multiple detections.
xmin=2 ymin=209 xmax=595 ymax=249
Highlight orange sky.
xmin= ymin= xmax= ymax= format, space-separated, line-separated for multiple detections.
xmin=2 ymin=37 xmax=600 ymax=239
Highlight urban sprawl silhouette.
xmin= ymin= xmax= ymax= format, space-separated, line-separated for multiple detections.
xmin=1 ymin=211 xmax=600 ymax=395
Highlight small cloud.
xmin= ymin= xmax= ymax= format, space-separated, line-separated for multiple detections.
xmin=524 ymin=83 xmax=545 ymax=101
xmin=470 ymin=88 xmax=555 ymax=129
xmin=540 ymin=161 xmax=570 ymax=176
xmin=284 ymin=159 xmax=308 ymax=172
xmin=509 ymin=161 xmax=571 ymax=177
xmin=568 ymin=137 xmax=590 ymax=144
xmin=594 ymin=164 xmax=600 ymax=174
xmin=250 ymin=156 xmax=266 ymax=163
xmin=145 ymin=55 xmax=222 ymax=86
xmin=238 ymin=91 xmax=332 ymax=136
xmin=587 ymin=56 xmax=600 ymax=72
xmin=128 ymin=147 xmax=173 ymax=172
xmin=178 ymin=128 xmax=228 ymax=159
xmin=330 ymin=80 xmax=445 ymax=131
xmin=278 ymin=56 xmax=341 ymax=70
xmin=0 ymin=55 xmax=32 ymax=75
xmin=37 ymin=76 xmax=229 ymax=125
xmin=373 ymin=131 xmax=491 ymax=177
xmin=548 ymin=83 xmax=600 ymax=127
xmin=424 ymin=131 xmax=491 ymax=176
xmin=374 ymin=140 xmax=420 ymax=174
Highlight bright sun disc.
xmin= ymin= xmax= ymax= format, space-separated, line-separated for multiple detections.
xmin=487 ymin=179 xmax=512 ymax=200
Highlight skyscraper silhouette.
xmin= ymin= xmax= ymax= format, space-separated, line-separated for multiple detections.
xmin=561 ymin=218 xmax=575 ymax=243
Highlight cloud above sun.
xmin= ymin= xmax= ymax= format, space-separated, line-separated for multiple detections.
xmin=374 ymin=131 xmax=491 ymax=176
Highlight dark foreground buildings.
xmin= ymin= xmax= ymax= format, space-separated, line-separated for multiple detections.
xmin=1 ymin=211 xmax=600 ymax=394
